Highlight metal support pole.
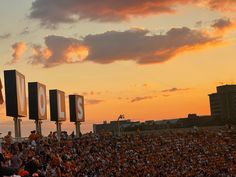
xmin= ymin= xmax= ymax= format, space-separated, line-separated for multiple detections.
xmin=56 ymin=121 xmax=62 ymax=140
xmin=13 ymin=117 xmax=21 ymax=139
xmin=117 ymin=114 xmax=124 ymax=136
xmin=39 ymin=121 xmax=42 ymax=135
xmin=35 ymin=120 xmax=42 ymax=135
xmin=75 ymin=122 xmax=81 ymax=138
xmin=18 ymin=119 xmax=21 ymax=138
xmin=14 ymin=117 xmax=18 ymax=138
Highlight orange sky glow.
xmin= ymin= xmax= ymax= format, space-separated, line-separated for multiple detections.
xmin=0 ymin=0 xmax=236 ymax=136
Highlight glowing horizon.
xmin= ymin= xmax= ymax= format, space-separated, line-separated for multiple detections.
xmin=0 ymin=0 xmax=236 ymax=135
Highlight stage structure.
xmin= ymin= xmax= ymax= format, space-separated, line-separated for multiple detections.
xmin=49 ymin=89 xmax=66 ymax=139
xmin=28 ymin=82 xmax=47 ymax=135
xmin=4 ymin=70 xmax=27 ymax=138
xmin=69 ymin=95 xmax=85 ymax=138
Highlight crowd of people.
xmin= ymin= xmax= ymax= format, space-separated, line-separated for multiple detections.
xmin=0 ymin=127 xmax=236 ymax=177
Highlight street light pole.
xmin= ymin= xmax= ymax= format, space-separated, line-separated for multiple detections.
xmin=117 ymin=114 xmax=125 ymax=136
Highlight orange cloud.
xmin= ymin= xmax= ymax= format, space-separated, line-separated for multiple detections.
xmin=30 ymin=45 xmax=52 ymax=65
xmin=30 ymin=38 xmax=88 ymax=67
xmin=29 ymin=0 xmax=236 ymax=27
xmin=85 ymin=99 xmax=104 ymax=105
xmin=211 ymin=18 xmax=236 ymax=36
xmin=9 ymin=42 xmax=27 ymax=64
xmin=28 ymin=16 xmax=236 ymax=67
xmin=29 ymin=26 xmax=222 ymax=67
xmin=64 ymin=45 xmax=89 ymax=63
xmin=130 ymin=96 xmax=157 ymax=103
xmin=161 ymin=88 xmax=190 ymax=93
xmin=206 ymin=0 xmax=236 ymax=12
xmin=85 ymin=27 xmax=220 ymax=65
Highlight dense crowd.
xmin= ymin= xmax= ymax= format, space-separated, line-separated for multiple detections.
xmin=0 ymin=127 xmax=236 ymax=177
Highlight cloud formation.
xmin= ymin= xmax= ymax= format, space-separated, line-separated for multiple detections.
xmin=161 ymin=87 xmax=190 ymax=93
xmin=206 ymin=0 xmax=236 ymax=11
xmin=30 ymin=36 xmax=88 ymax=67
xmin=20 ymin=27 xmax=31 ymax=35
xmin=85 ymin=99 xmax=104 ymax=105
xmin=131 ymin=96 xmax=157 ymax=103
xmin=0 ymin=33 xmax=11 ymax=39
xmin=211 ymin=18 xmax=236 ymax=35
xmin=9 ymin=42 xmax=27 ymax=65
xmin=82 ymin=91 xmax=102 ymax=96
xmin=29 ymin=27 xmax=220 ymax=67
xmin=29 ymin=0 xmax=236 ymax=27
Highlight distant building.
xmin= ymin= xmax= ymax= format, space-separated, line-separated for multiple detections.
xmin=209 ymin=85 xmax=236 ymax=123
xmin=93 ymin=114 xmax=211 ymax=134
xmin=93 ymin=120 xmax=140 ymax=135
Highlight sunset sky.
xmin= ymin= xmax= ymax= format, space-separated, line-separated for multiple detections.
xmin=0 ymin=0 xmax=236 ymax=136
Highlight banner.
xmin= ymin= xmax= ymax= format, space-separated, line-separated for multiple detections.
xmin=69 ymin=95 xmax=85 ymax=122
xmin=28 ymin=82 xmax=47 ymax=120
xmin=4 ymin=70 xmax=27 ymax=117
xmin=49 ymin=89 xmax=66 ymax=122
